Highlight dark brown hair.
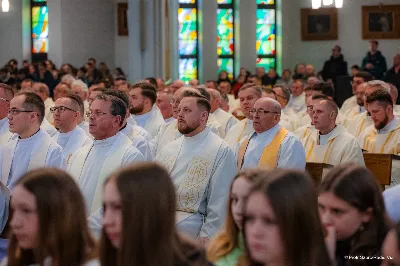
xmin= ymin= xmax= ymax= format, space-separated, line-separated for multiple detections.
xmin=366 ymin=89 xmax=393 ymax=108
xmin=313 ymin=82 xmax=335 ymax=99
xmin=182 ymin=90 xmax=211 ymax=113
xmin=130 ymin=82 xmax=157 ymax=105
xmin=7 ymin=168 xmax=96 ymax=266
xmin=319 ymin=163 xmax=391 ymax=264
xmin=100 ymin=162 xmax=209 ymax=266
xmin=15 ymin=91 xmax=45 ymax=123
xmin=241 ymin=169 xmax=331 ymax=266
xmin=354 ymin=71 xmax=373 ymax=82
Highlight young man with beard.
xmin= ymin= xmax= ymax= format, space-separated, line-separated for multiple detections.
xmin=154 ymin=90 xmax=237 ymax=243
xmin=359 ymin=89 xmax=400 ymax=186
xmin=128 ymin=82 xmax=165 ymax=138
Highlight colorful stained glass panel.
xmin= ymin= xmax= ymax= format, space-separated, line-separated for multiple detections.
xmin=178 ymin=8 xmax=198 ymax=56
xmin=179 ymin=0 xmax=196 ymax=3
xmin=179 ymin=59 xmax=198 ymax=83
xmin=32 ymin=6 xmax=48 ymax=53
xmin=256 ymin=0 xmax=274 ymax=4
xmin=218 ymin=58 xmax=233 ymax=80
xmin=256 ymin=58 xmax=275 ymax=71
xmin=256 ymin=9 xmax=275 ymax=55
xmin=217 ymin=0 xmax=233 ymax=3
xmin=217 ymin=8 xmax=234 ymax=55
xmin=33 ymin=0 xmax=46 ymax=2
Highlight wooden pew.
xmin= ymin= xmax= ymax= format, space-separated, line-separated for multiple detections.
xmin=306 ymin=162 xmax=333 ymax=185
xmin=363 ymin=153 xmax=400 ymax=190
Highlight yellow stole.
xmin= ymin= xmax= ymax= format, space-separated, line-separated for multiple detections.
xmin=364 ymin=128 xmax=400 ymax=154
xmin=237 ymin=127 xmax=288 ymax=169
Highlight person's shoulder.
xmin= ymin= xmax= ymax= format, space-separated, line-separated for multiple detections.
xmin=383 ymin=184 xmax=400 ymax=198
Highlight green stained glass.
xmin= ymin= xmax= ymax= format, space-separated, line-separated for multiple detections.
xmin=32 ymin=6 xmax=48 ymax=53
xmin=178 ymin=8 xmax=198 ymax=56
xmin=217 ymin=8 xmax=234 ymax=55
xmin=256 ymin=58 xmax=275 ymax=71
xmin=217 ymin=0 xmax=233 ymax=3
xmin=179 ymin=59 xmax=198 ymax=83
xmin=218 ymin=59 xmax=233 ymax=80
xmin=256 ymin=0 xmax=274 ymax=4
xmin=256 ymin=9 xmax=275 ymax=55
xmin=33 ymin=0 xmax=46 ymax=2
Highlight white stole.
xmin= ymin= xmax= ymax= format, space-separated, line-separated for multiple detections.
xmin=156 ymin=131 xmax=224 ymax=223
xmin=68 ymin=133 xmax=132 ymax=213
xmin=1 ymin=131 xmax=51 ymax=184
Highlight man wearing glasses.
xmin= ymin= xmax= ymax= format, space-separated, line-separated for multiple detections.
xmin=51 ymin=94 xmax=92 ymax=166
xmin=0 ymin=84 xmax=14 ymax=145
xmin=237 ymin=97 xmax=306 ymax=170
xmin=67 ymin=94 xmax=144 ymax=219
xmin=0 ymin=92 xmax=63 ymax=189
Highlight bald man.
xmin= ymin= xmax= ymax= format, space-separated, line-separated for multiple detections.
xmin=302 ymin=100 xmax=365 ymax=168
xmin=189 ymin=79 xmax=199 ymax=87
xmin=207 ymin=88 xmax=238 ymax=137
xmin=156 ymin=90 xmax=174 ymax=123
xmin=170 ymin=80 xmax=185 ymax=93
xmin=261 ymin=88 xmax=293 ymax=131
xmin=237 ymin=97 xmax=306 ymax=170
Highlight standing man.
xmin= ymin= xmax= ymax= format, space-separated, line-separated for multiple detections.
xmin=128 ymin=83 xmax=165 ymax=138
xmin=0 ymin=92 xmax=63 ymax=189
xmin=67 ymin=94 xmax=144 ymax=216
xmin=384 ymin=53 xmax=400 ymax=103
xmin=51 ymin=94 xmax=92 ymax=165
xmin=321 ymin=45 xmax=348 ymax=84
xmin=0 ymin=84 xmax=14 ymax=145
xmin=155 ymin=90 xmax=237 ymax=241
xmin=207 ymin=88 xmax=238 ymax=137
xmin=362 ymin=40 xmax=387 ymax=79
xmin=237 ymin=98 xmax=306 ymax=170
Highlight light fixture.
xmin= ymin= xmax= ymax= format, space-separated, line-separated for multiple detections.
xmin=2 ymin=0 xmax=9 ymax=12
xmin=335 ymin=0 xmax=343 ymax=8
xmin=312 ymin=0 xmax=322 ymax=9
xmin=323 ymin=0 xmax=333 ymax=5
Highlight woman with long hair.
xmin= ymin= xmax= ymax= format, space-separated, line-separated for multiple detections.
xmin=318 ymin=163 xmax=391 ymax=266
xmin=241 ymin=169 xmax=331 ymax=266
xmin=207 ymin=170 xmax=261 ymax=265
xmin=100 ymin=162 xmax=212 ymax=266
xmin=1 ymin=168 xmax=97 ymax=266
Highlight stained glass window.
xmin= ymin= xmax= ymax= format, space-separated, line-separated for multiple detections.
xmin=31 ymin=0 xmax=48 ymax=62
xmin=256 ymin=0 xmax=276 ymax=71
xmin=178 ymin=0 xmax=198 ymax=83
xmin=217 ymin=0 xmax=235 ymax=80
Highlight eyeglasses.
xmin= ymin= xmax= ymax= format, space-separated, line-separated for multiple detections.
xmin=0 ymin=97 xmax=10 ymax=103
xmin=307 ymin=105 xmax=313 ymax=111
xmin=85 ymin=110 xmax=111 ymax=118
xmin=8 ymin=109 xmax=35 ymax=116
xmin=50 ymin=106 xmax=77 ymax=114
xmin=249 ymin=109 xmax=279 ymax=116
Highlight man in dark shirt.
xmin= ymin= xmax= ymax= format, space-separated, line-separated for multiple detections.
xmin=361 ymin=40 xmax=387 ymax=79
xmin=384 ymin=54 xmax=400 ymax=104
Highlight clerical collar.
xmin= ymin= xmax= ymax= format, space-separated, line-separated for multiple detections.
xmin=135 ymin=109 xmax=152 ymax=128
xmin=18 ymin=128 xmax=41 ymax=140
xmin=59 ymin=127 xmax=76 ymax=137
xmin=318 ymin=126 xmax=336 ymax=145
xmin=94 ymin=133 xmax=118 ymax=147
xmin=184 ymin=127 xmax=210 ymax=143
xmin=377 ymin=117 xmax=397 ymax=134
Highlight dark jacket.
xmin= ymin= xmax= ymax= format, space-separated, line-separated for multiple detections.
xmin=321 ymin=54 xmax=348 ymax=83
xmin=384 ymin=67 xmax=400 ymax=104
xmin=362 ymin=51 xmax=387 ymax=80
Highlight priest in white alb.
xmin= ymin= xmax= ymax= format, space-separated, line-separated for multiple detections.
xmin=347 ymin=80 xmax=391 ymax=138
xmin=224 ymin=84 xmax=262 ymax=151
xmin=103 ymin=89 xmax=154 ymax=160
xmin=154 ymin=87 xmax=222 ymax=155
xmin=302 ymin=99 xmax=365 ymax=167
xmin=51 ymin=94 xmax=92 ymax=165
xmin=340 ymin=71 xmax=373 ymax=115
xmin=237 ymin=97 xmax=306 ymax=170
xmin=272 ymin=84 xmax=298 ymax=130
xmin=207 ymin=88 xmax=239 ymax=137
xmin=71 ymin=79 xmax=90 ymax=121
xmin=155 ymin=90 xmax=237 ymax=241
xmin=0 ymin=84 xmax=14 ymax=146
xmin=286 ymin=77 xmax=306 ymax=114
xmin=358 ymin=89 xmax=400 ymax=186
xmin=342 ymin=82 xmax=367 ymax=123
xmin=128 ymin=82 xmax=165 ymax=138
xmin=0 ymin=92 xmax=63 ymax=189
xmin=67 ymin=94 xmax=145 ymax=219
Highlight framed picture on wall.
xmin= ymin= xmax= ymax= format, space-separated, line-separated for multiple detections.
xmin=118 ymin=3 xmax=128 ymax=36
xmin=362 ymin=5 xmax=400 ymax=39
xmin=301 ymin=8 xmax=338 ymax=41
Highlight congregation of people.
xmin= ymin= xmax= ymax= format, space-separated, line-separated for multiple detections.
xmin=0 ymin=39 xmax=399 ymax=265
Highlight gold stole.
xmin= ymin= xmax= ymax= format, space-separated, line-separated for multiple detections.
xmin=364 ymin=128 xmax=400 ymax=154
xmin=237 ymin=127 xmax=288 ymax=169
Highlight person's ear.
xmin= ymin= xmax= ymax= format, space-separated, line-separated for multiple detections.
xmin=201 ymin=111 xmax=208 ymax=122
xmin=361 ymin=207 xmax=373 ymax=223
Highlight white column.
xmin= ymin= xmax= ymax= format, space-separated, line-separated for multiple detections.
xmin=239 ymin=0 xmax=256 ymax=72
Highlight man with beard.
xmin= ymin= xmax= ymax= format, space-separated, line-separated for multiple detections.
xmin=154 ymin=90 xmax=236 ymax=242
xmin=128 ymin=82 xmax=165 ymax=138
xmin=359 ymin=89 xmax=400 ymax=186
xmin=301 ymin=99 xmax=364 ymax=168
xmin=347 ymin=80 xmax=390 ymax=138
